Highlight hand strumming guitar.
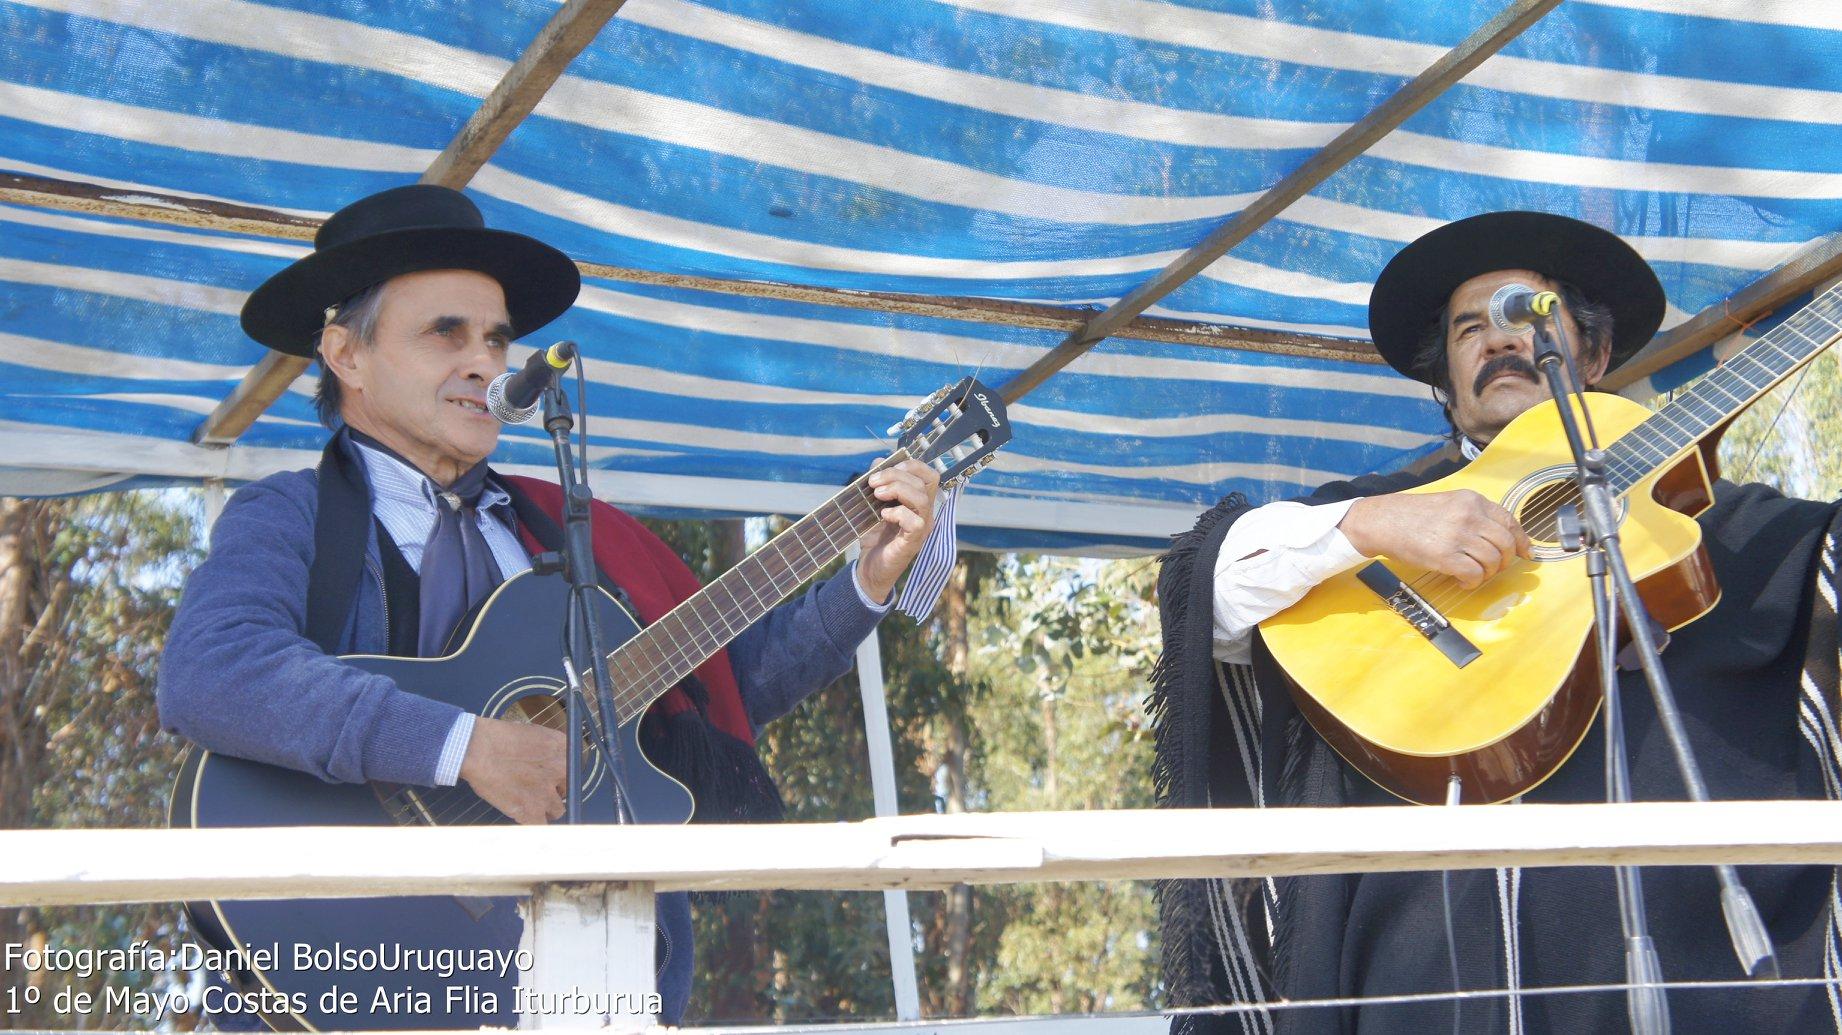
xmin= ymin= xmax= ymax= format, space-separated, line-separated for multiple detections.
xmin=1339 ymin=489 xmax=1533 ymax=590
xmin=460 ymin=716 xmax=568 ymax=824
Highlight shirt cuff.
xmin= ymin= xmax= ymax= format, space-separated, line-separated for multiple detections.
xmin=433 ymin=712 xmax=476 ymax=787
xmin=850 ymin=560 xmax=896 ymax=613
xmin=1210 ymin=498 xmax=1368 ymax=665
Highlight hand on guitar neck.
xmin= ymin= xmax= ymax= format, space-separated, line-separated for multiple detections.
xmin=458 ymin=717 xmax=568 ymax=824
xmin=855 ymin=458 xmax=944 ymax=604
xmin=1338 ymin=489 xmax=1534 ymax=590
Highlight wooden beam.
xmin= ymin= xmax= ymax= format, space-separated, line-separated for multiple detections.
xmin=1603 ymin=232 xmax=1842 ymax=392
xmin=191 ymin=353 xmax=313 ymax=446
xmin=420 ymin=0 xmax=634 ymax=189
xmin=995 ymin=0 xmax=1562 ymax=405
xmin=5 ymin=802 xmax=1842 ymax=907
xmin=0 ymin=173 xmax=317 ymax=240
xmin=0 ymin=172 xmax=1380 ymax=364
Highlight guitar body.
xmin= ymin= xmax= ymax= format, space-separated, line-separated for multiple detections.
xmin=168 ymin=570 xmax=693 ymax=1031
xmin=1259 ymin=393 xmax=1722 ymax=804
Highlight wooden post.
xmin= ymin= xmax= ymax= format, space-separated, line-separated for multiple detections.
xmin=520 ymin=881 xmax=658 ymax=1030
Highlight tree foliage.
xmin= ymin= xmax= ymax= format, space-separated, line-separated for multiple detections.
xmin=1715 ymin=346 xmax=1842 ymax=500
xmin=0 ymin=491 xmax=203 ymax=1029
xmin=650 ymin=521 xmax=1166 ymax=1023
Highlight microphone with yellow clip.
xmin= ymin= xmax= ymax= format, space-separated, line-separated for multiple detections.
xmin=487 ymin=340 xmax=577 ymax=424
xmin=1487 ymin=283 xmax=1561 ymax=334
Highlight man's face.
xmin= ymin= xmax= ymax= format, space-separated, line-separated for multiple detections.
xmin=325 ymin=269 xmax=513 ymax=484
xmin=1443 ymin=268 xmax=1607 ymax=445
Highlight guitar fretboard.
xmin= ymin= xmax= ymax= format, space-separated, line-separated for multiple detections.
xmin=1604 ymin=284 xmax=1842 ymax=494
xmin=603 ymin=452 xmax=905 ymax=725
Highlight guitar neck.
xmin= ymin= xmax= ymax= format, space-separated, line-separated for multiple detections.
xmin=603 ymin=452 xmax=904 ymax=724
xmin=1605 ymin=284 xmax=1842 ymax=494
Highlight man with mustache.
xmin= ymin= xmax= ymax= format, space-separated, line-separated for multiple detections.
xmin=1152 ymin=212 xmax=1842 ymax=1032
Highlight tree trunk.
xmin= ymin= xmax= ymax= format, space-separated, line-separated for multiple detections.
xmin=940 ymin=563 xmax=974 ymax=1016
xmin=0 ymin=500 xmax=49 ymax=989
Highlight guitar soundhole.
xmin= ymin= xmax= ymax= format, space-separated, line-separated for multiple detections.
xmin=497 ymin=684 xmax=608 ymax=801
xmin=376 ymin=679 xmax=608 ymax=828
xmin=1516 ymin=481 xmax=1582 ymax=546
xmin=1507 ymin=469 xmax=1626 ymax=562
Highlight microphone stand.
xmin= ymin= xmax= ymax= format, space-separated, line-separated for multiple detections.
xmin=1528 ymin=317 xmax=1777 ymax=1034
xmin=542 ymin=380 xmax=632 ymax=826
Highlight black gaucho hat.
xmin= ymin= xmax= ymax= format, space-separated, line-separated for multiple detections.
xmin=1368 ymin=211 xmax=1666 ymax=384
xmin=241 ymin=185 xmax=580 ymax=356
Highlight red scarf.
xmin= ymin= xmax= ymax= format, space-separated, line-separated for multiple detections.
xmin=505 ymin=476 xmax=755 ymax=747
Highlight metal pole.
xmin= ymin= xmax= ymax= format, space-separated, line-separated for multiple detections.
xmin=850 ymin=546 xmax=922 ymax=1021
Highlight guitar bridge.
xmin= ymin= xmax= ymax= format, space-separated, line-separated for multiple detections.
xmin=1355 ymin=562 xmax=1482 ymax=669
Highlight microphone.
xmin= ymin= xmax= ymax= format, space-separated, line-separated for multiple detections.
xmin=1488 ymin=283 xmax=1560 ymax=333
xmin=487 ymin=341 xmax=576 ymax=424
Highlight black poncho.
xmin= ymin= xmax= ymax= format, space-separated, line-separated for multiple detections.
xmin=1152 ymin=449 xmax=1842 ymax=1034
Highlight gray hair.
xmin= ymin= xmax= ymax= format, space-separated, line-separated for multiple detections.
xmin=312 ymin=280 xmax=390 ymax=429
xmin=1409 ymin=278 xmax=1614 ymax=434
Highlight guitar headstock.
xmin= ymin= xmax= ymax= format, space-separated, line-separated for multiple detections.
xmin=891 ymin=377 xmax=1011 ymax=490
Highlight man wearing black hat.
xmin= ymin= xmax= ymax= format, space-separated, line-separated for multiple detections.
xmin=158 ymin=185 xmax=941 ymax=1025
xmin=1152 ymin=212 xmax=1842 ymax=1032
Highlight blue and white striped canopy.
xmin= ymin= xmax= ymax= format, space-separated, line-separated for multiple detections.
xmin=3 ymin=0 xmax=1839 ymax=551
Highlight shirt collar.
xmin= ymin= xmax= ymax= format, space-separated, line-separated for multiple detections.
xmin=1460 ymin=437 xmax=1483 ymax=460
xmin=351 ymin=440 xmax=512 ymax=514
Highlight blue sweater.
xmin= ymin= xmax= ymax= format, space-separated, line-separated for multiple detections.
xmin=158 ymin=467 xmax=885 ymax=1024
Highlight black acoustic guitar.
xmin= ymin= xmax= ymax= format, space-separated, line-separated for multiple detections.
xmin=167 ymin=378 xmax=1009 ymax=1030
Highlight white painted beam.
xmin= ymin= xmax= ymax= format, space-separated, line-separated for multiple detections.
xmin=520 ymin=882 xmax=658 ymax=1032
xmin=7 ymin=803 xmax=1842 ymax=907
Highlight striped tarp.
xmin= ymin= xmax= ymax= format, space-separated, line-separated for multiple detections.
xmin=2 ymin=0 xmax=1839 ymax=551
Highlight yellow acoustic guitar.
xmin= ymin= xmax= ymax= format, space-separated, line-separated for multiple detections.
xmin=1260 ymin=288 xmax=1842 ymax=805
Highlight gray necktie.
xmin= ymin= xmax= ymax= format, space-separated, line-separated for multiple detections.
xmin=417 ymin=462 xmax=504 ymax=656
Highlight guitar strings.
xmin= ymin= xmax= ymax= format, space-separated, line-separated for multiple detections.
xmin=379 ymin=693 xmax=586 ymax=827
xmin=590 ymin=478 xmax=883 ymax=726
xmin=1401 ymin=342 xmax=1800 ymax=617
xmin=594 ymin=412 xmax=983 ymax=725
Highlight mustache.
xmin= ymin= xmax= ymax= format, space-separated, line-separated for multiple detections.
xmin=1472 ymin=354 xmax=1539 ymax=396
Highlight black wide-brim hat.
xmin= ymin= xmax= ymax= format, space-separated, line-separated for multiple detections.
xmin=241 ymin=184 xmax=580 ymax=356
xmin=1368 ymin=211 xmax=1666 ymax=384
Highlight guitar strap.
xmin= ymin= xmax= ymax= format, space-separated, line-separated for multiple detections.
xmin=304 ymin=429 xmax=373 ymax=654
